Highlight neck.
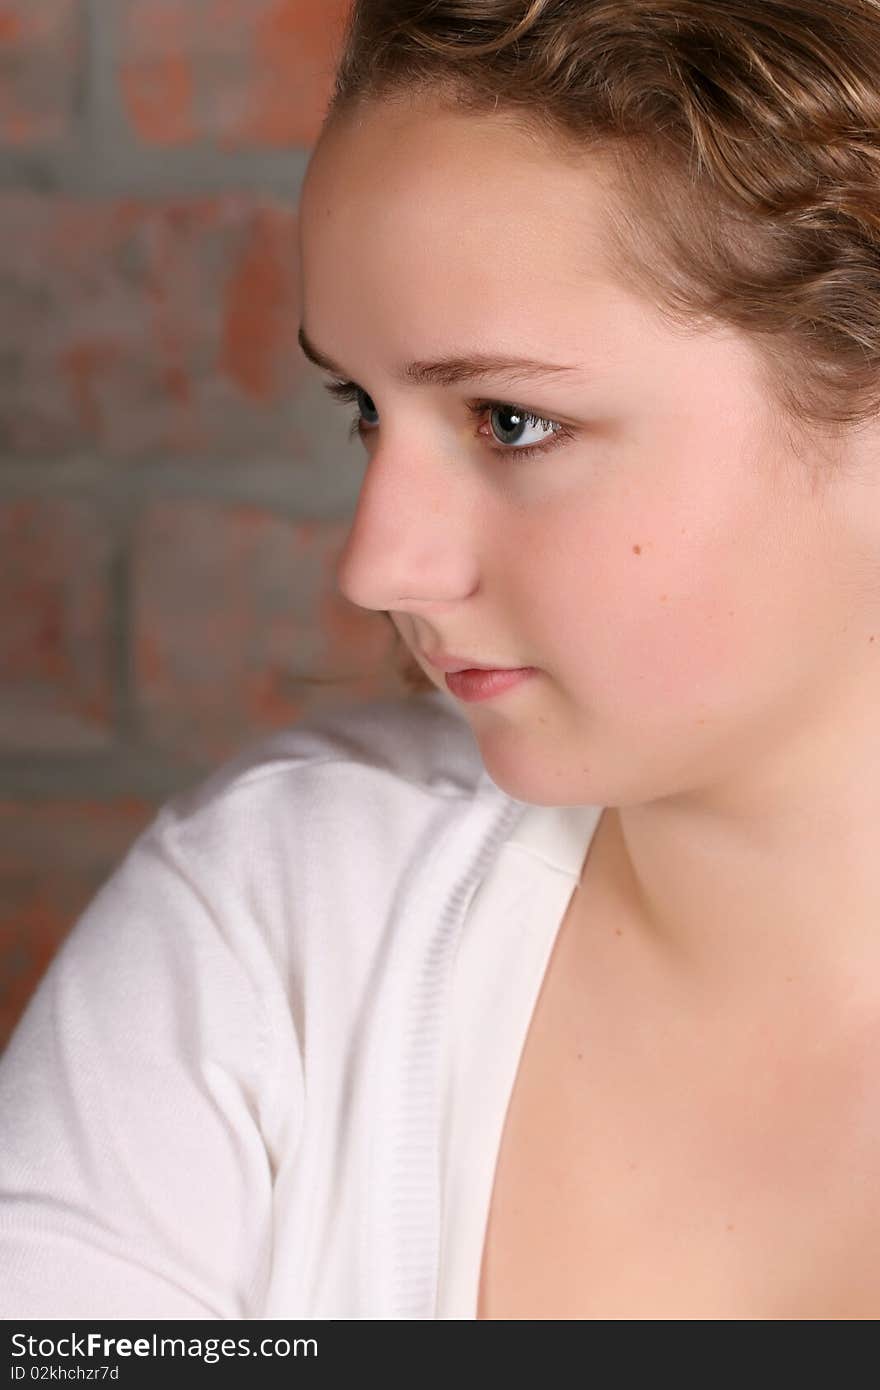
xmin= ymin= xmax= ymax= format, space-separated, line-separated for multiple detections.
xmin=606 ymin=681 xmax=880 ymax=1018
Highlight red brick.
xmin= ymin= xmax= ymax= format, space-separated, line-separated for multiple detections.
xmin=0 ymin=499 xmax=115 ymax=752
xmin=0 ymin=193 xmax=309 ymax=458
xmin=119 ymin=0 xmax=350 ymax=150
xmin=117 ymin=0 xmax=195 ymax=147
xmin=132 ymin=502 xmax=403 ymax=765
xmin=0 ymin=798 xmax=157 ymax=1053
xmin=0 ymin=0 xmax=81 ymax=148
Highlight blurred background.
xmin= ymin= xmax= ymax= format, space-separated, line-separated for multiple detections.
xmin=0 ymin=0 xmax=413 ymax=1053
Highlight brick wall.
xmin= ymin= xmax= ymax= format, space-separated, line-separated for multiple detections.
xmin=0 ymin=0 xmax=407 ymax=1053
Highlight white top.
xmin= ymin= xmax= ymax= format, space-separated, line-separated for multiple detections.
xmin=0 ymin=688 xmax=601 ymax=1320
xmin=437 ymin=799 xmax=600 ymax=1318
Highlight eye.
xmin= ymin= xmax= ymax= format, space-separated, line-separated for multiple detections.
xmin=471 ymin=401 xmax=566 ymax=457
xmin=322 ymin=379 xmax=573 ymax=463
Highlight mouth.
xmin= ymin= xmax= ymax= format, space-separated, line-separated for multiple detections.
xmin=443 ymin=666 xmax=538 ymax=703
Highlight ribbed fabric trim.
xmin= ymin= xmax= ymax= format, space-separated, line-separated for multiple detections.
xmin=375 ymin=780 xmax=527 ymax=1319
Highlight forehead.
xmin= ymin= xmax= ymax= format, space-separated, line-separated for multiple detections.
xmin=297 ymin=100 xmax=759 ymax=407
xmin=300 ymin=100 xmax=614 ymax=305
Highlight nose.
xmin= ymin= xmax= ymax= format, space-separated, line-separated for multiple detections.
xmin=334 ymin=437 xmax=480 ymax=615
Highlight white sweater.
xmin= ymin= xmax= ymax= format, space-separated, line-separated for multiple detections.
xmin=0 ymin=688 xmax=601 ymax=1320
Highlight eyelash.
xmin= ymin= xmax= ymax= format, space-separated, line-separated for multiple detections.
xmin=322 ymin=379 xmax=574 ymax=463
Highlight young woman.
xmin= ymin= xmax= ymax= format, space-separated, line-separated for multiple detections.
xmin=2 ymin=0 xmax=880 ymax=1320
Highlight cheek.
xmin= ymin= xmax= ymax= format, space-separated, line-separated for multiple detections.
xmin=529 ymin=490 xmax=788 ymax=721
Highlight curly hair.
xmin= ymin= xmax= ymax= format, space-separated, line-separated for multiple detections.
xmin=311 ymin=0 xmax=880 ymax=696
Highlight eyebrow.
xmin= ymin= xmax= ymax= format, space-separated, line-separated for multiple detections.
xmin=297 ymin=324 xmax=582 ymax=390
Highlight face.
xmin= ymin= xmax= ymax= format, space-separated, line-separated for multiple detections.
xmin=298 ymin=97 xmax=880 ymax=811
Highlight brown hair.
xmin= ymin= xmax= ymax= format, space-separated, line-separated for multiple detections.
xmin=310 ymin=0 xmax=880 ymax=697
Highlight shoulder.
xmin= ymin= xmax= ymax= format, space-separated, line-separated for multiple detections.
xmin=10 ymin=694 xmax=487 ymax=1095
xmin=166 ymin=688 xmax=485 ymax=814
xmin=152 ymin=688 xmax=490 ymax=856
xmin=107 ymin=690 xmax=497 ymax=965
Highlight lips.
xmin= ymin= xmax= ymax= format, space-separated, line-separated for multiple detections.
xmin=444 ymin=667 xmax=537 ymax=702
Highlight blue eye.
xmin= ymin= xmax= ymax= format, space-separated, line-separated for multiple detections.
xmin=481 ymin=402 xmax=560 ymax=451
xmin=322 ymin=378 xmax=573 ymax=463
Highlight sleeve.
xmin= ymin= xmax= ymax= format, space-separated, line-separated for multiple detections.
xmin=0 ymin=803 xmax=298 ymax=1320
